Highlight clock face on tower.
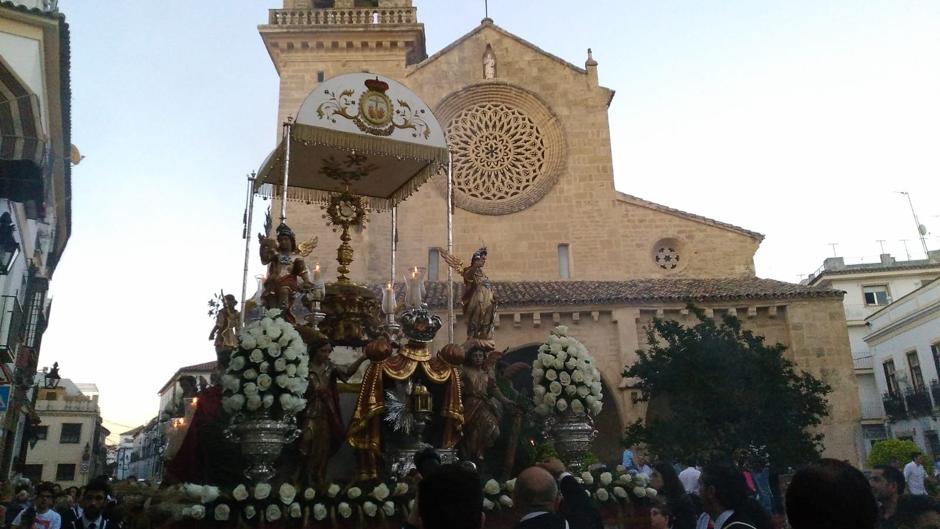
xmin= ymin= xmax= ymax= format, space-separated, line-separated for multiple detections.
xmin=436 ymin=83 xmax=567 ymax=215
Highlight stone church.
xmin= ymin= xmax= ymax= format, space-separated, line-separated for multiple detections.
xmin=259 ymin=0 xmax=860 ymax=463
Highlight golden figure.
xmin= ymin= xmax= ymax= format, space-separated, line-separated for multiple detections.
xmin=441 ymin=247 xmax=497 ymax=344
xmin=295 ymin=328 xmax=367 ymax=487
xmin=258 ymin=223 xmax=318 ymax=322
xmin=208 ymin=294 xmax=240 ymax=368
xmin=459 ymin=341 xmax=514 ymax=462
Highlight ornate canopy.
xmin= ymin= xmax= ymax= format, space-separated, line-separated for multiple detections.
xmin=256 ymin=73 xmax=449 ymax=210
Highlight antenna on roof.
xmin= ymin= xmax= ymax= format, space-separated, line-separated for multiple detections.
xmin=828 ymin=243 xmax=838 ymax=257
xmin=900 ymin=239 xmax=911 ymax=261
xmin=896 ymin=191 xmax=930 ymax=257
xmin=876 ymin=240 xmax=886 ymax=254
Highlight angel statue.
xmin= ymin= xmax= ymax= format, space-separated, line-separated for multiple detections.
xmin=441 ymin=247 xmax=497 ymax=344
xmin=258 ymin=222 xmax=318 ymax=323
xmin=208 ymin=293 xmax=240 ymax=369
xmin=459 ymin=340 xmax=517 ymax=464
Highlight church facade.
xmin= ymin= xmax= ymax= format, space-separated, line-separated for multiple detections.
xmin=259 ymin=1 xmax=861 ymax=463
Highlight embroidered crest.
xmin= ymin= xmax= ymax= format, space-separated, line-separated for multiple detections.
xmin=316 ymin=77 xmax=433 ymax=139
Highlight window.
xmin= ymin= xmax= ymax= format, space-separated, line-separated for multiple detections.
xmin=908 ymin=351 xmax=926 ymax=391
xmin=932 ymin=342 xmax=940 ymax=382
xmin=427 ymin=248 xmax=440 ymax=282
xmin=884 ymin=360 xmax=899 ymax=396
xmin=558 ymin=244 xmax=570 ymax=279
xmin=35 ymin=425 xmax=47 ymax=440
xmin=55 ymin=464 xmax=75 ymax=482
xmin=22 ymin=464 xmax=42 ymax=483
xmin=316 ymin=71 xmax=325 ymax=82
xmin=59 ymin=423 xmax=81 ymax=444
xmin=863 ymin=285 xmax=891 ymax=306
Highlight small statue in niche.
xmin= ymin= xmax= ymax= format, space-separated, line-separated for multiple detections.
xmin=483 ymin=44 xmax=497 ymax=79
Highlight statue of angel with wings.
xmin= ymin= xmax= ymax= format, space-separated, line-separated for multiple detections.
xmin=258 ymin=222 xmax=319 ymax=323
xmin=441 ymin=247 xmax=497 ymax=343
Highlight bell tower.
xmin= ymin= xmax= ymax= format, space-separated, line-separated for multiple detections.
xmin=260 ymin=0 xmax=427 ymax=125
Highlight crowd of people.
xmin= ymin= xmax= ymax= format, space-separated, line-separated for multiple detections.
xmin=1 ymin=477 xmax=118 ymax=529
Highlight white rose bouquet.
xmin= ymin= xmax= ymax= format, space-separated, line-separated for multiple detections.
xmin=222 ymin=309 xmax=309 ymax=420
xmin=532 ymin=326 xmax=603 ymax=417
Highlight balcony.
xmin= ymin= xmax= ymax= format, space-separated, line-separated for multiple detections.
xmin=883 ymin=393 xmax=906 ymax=421
xmin=853 ymin=355 xmax=874 ymax=372
xmin=860 ymin=398 xmax=886 ymax=421
xmin=267 ymin=7 xmax=418 ymax=27
xmin=0 ymin=295 xmax=23 ymax=363
xmin=905 ymin=387 xmax=934 ymax=418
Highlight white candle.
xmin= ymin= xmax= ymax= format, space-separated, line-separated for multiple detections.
xmin=314 ymin=263 xmax=321 ymax=281
xmin=382 ymin=282 xmax=396 ymax=314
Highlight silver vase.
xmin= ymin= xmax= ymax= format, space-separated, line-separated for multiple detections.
xmin=226 ymin=412 xmax=299 ymax=482
xmin=548 ymin=411 xmax=597 ymax=471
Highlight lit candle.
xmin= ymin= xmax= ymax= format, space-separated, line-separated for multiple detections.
xmin=191 ymin=397 xmax=198 ymax=408
xmin=406 ymin=267 xmax=423 ymax=307
xmin=314 ymin=263 xmax=321 ymax=282
xmin=382 ymin=282 xmax=396 ymax=314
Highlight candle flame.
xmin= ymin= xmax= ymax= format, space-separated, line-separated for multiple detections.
xmin=387 ymin=282 xmax=392 ymax=289
xmin=191 ymin=397 xmax=198 ymax=407
xmin=315 ymin=263 xmax=320 ymax=272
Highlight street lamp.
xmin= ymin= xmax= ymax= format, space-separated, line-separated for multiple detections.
xmin=0 ymin=212 xmax=20 ymax=275
xmin=43 ymin=362 xmax=60 ymax=389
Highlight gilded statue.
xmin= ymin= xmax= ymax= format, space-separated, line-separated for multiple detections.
xmin=459 ymin=341 xmax=515 ymax=463
xmin=442 ymin=247 xmax=497 ymax=344
xmin=208 ymin=294 xmax=240 ymax=368
xmin=258 ymin=223 xmax=318 ymax=322
xmin=295 ymin=327 xmax=367 ymax=487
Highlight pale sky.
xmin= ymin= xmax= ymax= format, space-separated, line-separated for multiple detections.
xmin=45 ymin=1 xmax=940 ymax=437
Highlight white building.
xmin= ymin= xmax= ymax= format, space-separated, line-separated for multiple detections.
xmin=0 ymin=0 xmax=73 ymax=478
xmin=864 ymin=278 xmax=940 ymax=456
xmin=24 ymin=379 xmax=107 ymax=486
xmin=805 ymin=252 xmax=940 ymax=463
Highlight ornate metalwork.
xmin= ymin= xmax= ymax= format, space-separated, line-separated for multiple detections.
xmin=547 ymin=412 xmax=597 ymax=471
xmin=226 ymin=413 xmax=300 ymax=482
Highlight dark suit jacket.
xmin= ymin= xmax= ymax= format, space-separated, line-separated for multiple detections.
xmin=63 ymin=516 xmax=119 ymax=529
xmin=514 ymin=512 xmax=568 ymax=529
xmin=719 ymin=511 xmax=758 ymax=529
xmin=558 ymin=475 xmax=602 ymax=529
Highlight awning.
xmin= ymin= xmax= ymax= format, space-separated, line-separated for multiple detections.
xmin=0 ymin=54 xmax=46 ymax=203
xmin=256 ymin=73 xmax=448 ymax=210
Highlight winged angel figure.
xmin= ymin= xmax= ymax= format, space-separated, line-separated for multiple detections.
xmin=258 ymin=222 xmax=319 ymax=323
xmin=440 ymin=247 xmax=498 ymax=343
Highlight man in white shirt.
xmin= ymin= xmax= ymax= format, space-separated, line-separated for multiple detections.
xmin=679 ymin=464 xmax=702 ymax=495
xmin=903 ymin=452 xmax=928 ymax=496
xmin=12 ymin=482 xmax=61 ymax=529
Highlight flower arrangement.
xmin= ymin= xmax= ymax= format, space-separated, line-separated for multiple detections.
xmin=572 ymin=466 xmax=657 ymax=508
xmin=532 ymin=326 xmax=603 ymax=417
xmin=221 ymin=309 xmax=309 ymax=419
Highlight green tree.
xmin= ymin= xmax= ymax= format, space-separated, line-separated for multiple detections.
xmin=623 ymin=307 xmax=831 ymax=468
xmin=867 ymin=439 xmax=921 ymax=468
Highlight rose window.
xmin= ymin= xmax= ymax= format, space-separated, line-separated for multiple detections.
xmin=655 ymin=246 xmax=680 ymax=270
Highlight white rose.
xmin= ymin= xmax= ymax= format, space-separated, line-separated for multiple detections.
xmin=257 ymin=374 xmax=273 ymax=391
xmin=578 ymin=386 xmax=591 ymax=397
xmin=243 ymin=382 xmax=259 ymax=397
xmin=545 ymin=369 xmax=558 ymax=381
xmin=284 ymin=347 xmax=298 ymax=361
xmin=222 ymin=375 xmax=240 ymax=392
xmin=297 ymin=365 xmax=309 ymax=379
xmin=265 ymin=504 xmax=282 ymax=521
xmin=646 ymin=488 xmax=658 ymax=498
xmin=229 ymin=356 xmax=246 ymax=371
xmin=533 ymin=386 xmax=547 ymax=399
xmin=505 ymin=479 xmax=517 ymax=493
xmin=328 ymin=484 xmax=341 ymax=497
xmin=304 ymin=488 xmax=316 ymax=500
xmin=278 ymin=333 xmax=292 ymax=347
xmin=274 ymin=358 xmax=288 ymax=372
xmin=556 ymin=398 xmax=568 ymax=412
xmin=244 ymin=505 xmax=256 ymax=519
xmin=591 ymin=382 xmax=602 ymax=395
xmin=182 ymin=483 xmax=203 ymax=500
xmin=266 ymin=343 xmax=282 ymax=358
xmin=532 ymin=368 xmax=545 ymax=382
xmin=595 ymin=489 xmax=609 ymax=502
xmin=590 ymin=400 xmax=603 ymax=415
xmin=249 ymin=349 xmax=264 ymax=363
xmin=571 ymin=399 xmax=585 ymax=414
xmin=265 ymin=308 xmax=281 ymax=319
xmin=287 ymin=364 xmax=297 ymax=376
xmin=549 ymin=381 xmax=563 ymax=395
xmin=382 ymin=501 xmax=395 ymax=516
xmin=600 ymin=472 xmax=613 ymax=485
xmin=363 ymin=501 xmax=378 ymax=517
xmin=633 ymin=474 xmax=649 ymax=487
xmin=213 ymin=504 xmax=230 ymax=521
xmin=254 ymin=483 xmax=271 ymax=500
xmin=241 ymin=335 xmax=257 ymax=350
xmin=543 ymin=393 xmax=557 ymax=407
xmin=263 ymin=394 xmax=274 ymax=409
xmin=533 ymin=359 xmax=543 ymax=370
xmin=565 ymin=384 xmax=577 ymax=396
xmin=223 ymin=394 xmax=245 ymax=413
xmin=538 ymin=344 xmax=549 ymax=353
xmin=554 ymin=325 xmax=569 ymax=336
xmin=572 ymin=370 xmax=585 ymax=383
xmin=246 ymin=395 xmax=262 ymax=411
xmin=633 ymin=486 xmax=647 ymax=498
xmin=348 ymin=487 xmax=362 ymax=499
xmin=617 ymin=473 xmax=632 ymax=484
xmin=393 ymin=482 xmax=409 ymax=496
xmin=554 ymin=358 xmax=566 ymax=370
xmin=483 ymin=479 xmax=500 ymax=495
xmin=256 ymin=335 xmax=271 ymax=348
xmin=289 ymin=502 xmax=302 ymax=518
xmin=190 ymin=505 xmax=205 ymax=519
xmin=372 ymin=483 xmax=390 ymax=501
xmin=338 ymin=502 xmax=352 ymax=518
xmin=556 ymin=350 xmax=568 ymax=364
xmin=559 ymin=371 xmax=572 ymax=386
xmin=243 ymin=369 xmax=258 ymax=381
xmin=259 ymin=361 xmax=270 ymax=373
xmin=482 ymin=498 xmax=494 ymax=511
xmin=279 ymin=483 xmax=297 ymax=504
xmin=499 ymin=495 xmax=514 ymax=508
xmin=534 ymin=404 xmax=550 ymax=415
xmin=613 ymin=486 xmax=627 ymax=498
xmin=276 ymin=374 xmax=290 ymax=388
xmin=232 ymin=484 xmax=249 ymax=501
xmin=313 ymin=504 xmax=328 ymax=521
xmin=565 ymin=358 xmax=578 ymax=370
xmin=581 ymin=472 xmax=594 ymax=485
xmin=550 ymin=342 xmax=563 ymax=354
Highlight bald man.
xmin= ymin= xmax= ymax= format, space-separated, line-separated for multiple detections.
xmin=515 ymin=459 xmax=603 ymax=529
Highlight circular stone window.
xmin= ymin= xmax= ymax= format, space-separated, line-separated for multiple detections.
xmin=435 ymin=82 xmax=566 ymax=215
xmin=652 ymin=238 xmax=687 ymax=273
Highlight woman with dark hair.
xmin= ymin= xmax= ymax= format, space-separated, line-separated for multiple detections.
xmin=650 ymin=463 xmax=696 ymax=529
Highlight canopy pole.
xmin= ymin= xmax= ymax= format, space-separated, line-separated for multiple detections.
xmin=240 ymin=171 xmax=257 ymax=326
xmin=390 ymin=206 xmax=398 ymax=316
xmin=279 ymin=118 xmax=293 ymax=224
xmin=446 ymin=156 xmax=455 ymax=343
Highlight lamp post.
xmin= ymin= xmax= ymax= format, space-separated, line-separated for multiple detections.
xmin=0 ymin=213 xmax=20 ymax=274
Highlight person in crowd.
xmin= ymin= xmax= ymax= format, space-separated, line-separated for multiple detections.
xmin=651 ymin=496 xmax=678 ymax=529
xmin=622 ymin=447 xmax=637 ymax=472
xmin=537 ymin=458 xmax=603 ymax=529
xmin=12 ymin=481 xmax=61 ymax=529
xmin=0 ymin=505 xmax=8 ymax=529
xmin=64 ymin=479 xmax=116 ymax=529
xmin=870 ymin=464 xmax=905 ymax=529
xmin=5 ymin=488 xmax=31 ymax=527
xmin=635 ymin=453 xmax=653 ymax=478
xmin=679 ymin=463 xmax=702 ymax=496
xmin=904 ymin=453 xmax=928 ymax=496
xmin=895 ymin=495 xmax=940 ymax=529
xmin=697 ymin=464 xmax=772 ymax=529
xmin=784 ymin=458 xmax=877 ymax=529
xmin=651 ymin=462 xmax=696 ymax=529
xmin=416 ymin=464 xmax=483 ymax=529
xmin=414 ymin=447 xmax=442 ymax=480
xmin=513 ymin=466 xmax=567 ymax=529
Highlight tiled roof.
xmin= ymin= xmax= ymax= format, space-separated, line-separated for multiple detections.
xmin=809 ymin=260 xmax=940 ymax=283
xmin=372 ymin=278 xmax=841 ymax=309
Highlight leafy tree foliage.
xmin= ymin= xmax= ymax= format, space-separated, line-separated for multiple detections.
xmin=623 ymin=307 xmax=831 ymax=468
xmin=867 ymin=439 xmax=921 ymax=468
